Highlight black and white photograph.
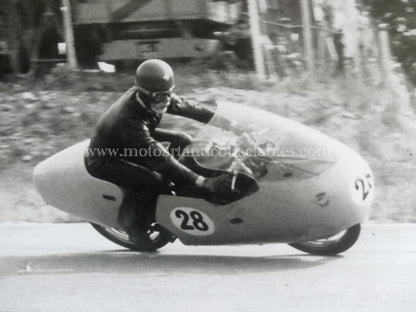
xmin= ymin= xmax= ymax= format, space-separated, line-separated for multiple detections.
xmin=0 ymin=0 xmax=415 ymax=311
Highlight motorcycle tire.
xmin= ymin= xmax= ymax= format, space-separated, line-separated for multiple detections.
xmin=90 ymin=221 xmax=175 ymax=252
xmin=90 ymin=223 xmax=137 ymax=250
xmin=288 ymin=224 xmax=361 ymax=256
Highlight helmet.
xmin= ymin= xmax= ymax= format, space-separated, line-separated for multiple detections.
xmin=135 ymin=59 xmax=175 ymax=92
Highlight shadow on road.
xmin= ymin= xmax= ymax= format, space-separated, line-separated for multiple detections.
xmin=3 ymin=250 xmax=341 ymax=276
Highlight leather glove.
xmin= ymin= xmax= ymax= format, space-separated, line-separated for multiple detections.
xmin=195 ymin=173 xmax=234 ymax=197
xmin=170 ymin=93 xmax=182 ymax=104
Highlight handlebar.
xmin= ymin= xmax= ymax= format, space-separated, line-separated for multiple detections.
xmin=226 ymin=132 xmax=268 ymax=190
xmin=202 ymin=131 xmax=275 ymax=186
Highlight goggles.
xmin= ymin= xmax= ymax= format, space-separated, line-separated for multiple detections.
xmin=137 ymin=85 xmax=175 ymax=102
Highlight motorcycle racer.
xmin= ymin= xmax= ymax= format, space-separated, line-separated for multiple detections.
xmin=86 ymin=59 xmax=241 ymax=243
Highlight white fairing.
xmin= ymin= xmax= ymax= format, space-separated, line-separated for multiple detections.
xmin=155 ymin=102 xmax=374 ymax=245
xmin=33 ymin=140 xmax=123 ymax=228
xmin=32 ymin=101 xmax=373 ymax=245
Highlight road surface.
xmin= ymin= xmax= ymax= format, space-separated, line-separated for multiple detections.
xmin=0 ymin=223 xmax=415 ymax=312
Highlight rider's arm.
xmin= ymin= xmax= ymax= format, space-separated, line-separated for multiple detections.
xmin=125 ymin=118 xmax=201 ymax=186
xmin=167 ymin=95 xmax=215 ymax=124
xmin=168 ymin=95 xmax=244 ymax=134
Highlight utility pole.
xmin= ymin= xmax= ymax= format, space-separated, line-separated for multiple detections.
xmin=378 ymin=24 xmax=392 ymax=86
xmin=247 ymin=0 xmax=266 ymax=80
xmin=60 ymin=0 xmax=78 ymax=69
xmin=344 ymin=0 xmax=362 ymax=78
xmin=301 ymin=0 xmax=314 ymax=73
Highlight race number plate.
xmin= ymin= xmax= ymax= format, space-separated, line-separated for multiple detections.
xmin=170 ymin=207 xmax=215 ymax=236
xmin=353 ymin=173 xmax=373 ymax=203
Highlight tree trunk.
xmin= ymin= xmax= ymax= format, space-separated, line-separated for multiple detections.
xmin=5 ymin=0 xmax=22 ymax=74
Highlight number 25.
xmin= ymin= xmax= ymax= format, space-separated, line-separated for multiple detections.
xmin=355 ymin=174 xmax=372 ymax=201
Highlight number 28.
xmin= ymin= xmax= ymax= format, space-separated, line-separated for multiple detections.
xmin=175 ymin=210 xmax=209 ymax=231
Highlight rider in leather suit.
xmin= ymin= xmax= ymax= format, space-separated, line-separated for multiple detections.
xmin=86 ymin=59 xmax=240 ymax=241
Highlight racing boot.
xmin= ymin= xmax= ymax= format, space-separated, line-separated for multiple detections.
xmin=117 ymin=191 xmax=141 ymax=231
xmin=118 ymin=190 xmax=160 ymax=251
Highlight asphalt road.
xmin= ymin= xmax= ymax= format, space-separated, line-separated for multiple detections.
xmin=0 ymin=223 xmax=415 ymax=312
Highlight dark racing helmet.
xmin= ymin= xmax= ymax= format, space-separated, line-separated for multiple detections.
xmin=135 ymin=59 xmax=175 ymax=92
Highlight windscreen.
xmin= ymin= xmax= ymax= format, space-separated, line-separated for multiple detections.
xmin=161 ymin=101 xmax=343 ymax=181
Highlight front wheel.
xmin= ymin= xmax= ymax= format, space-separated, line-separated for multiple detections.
xmin=288 ymin=224 xmax=361 ymax=255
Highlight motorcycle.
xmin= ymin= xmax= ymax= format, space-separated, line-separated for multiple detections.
xmin=33 ymin=101 xmax=374 ymax=255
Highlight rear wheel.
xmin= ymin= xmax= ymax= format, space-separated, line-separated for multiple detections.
xmin=90 ymin=219 xmax=175 ymax=252
xmin=90 ymin=223 xmax=136 ymax=250
xmin=128 ymin=218 xmax=176 ymax=252
xmin=288 ymin=224 xmax=361 ymax=255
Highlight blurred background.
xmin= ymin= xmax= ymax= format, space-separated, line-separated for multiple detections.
xmin=0 ymin=0 xmax=415 ymax=223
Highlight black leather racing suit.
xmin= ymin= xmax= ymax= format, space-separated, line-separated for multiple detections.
xmin=86 ymin=86 xmax=215 ymax=191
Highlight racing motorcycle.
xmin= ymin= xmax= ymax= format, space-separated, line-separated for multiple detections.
xmin=33 ymin=101 xmax=374 ymax=255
